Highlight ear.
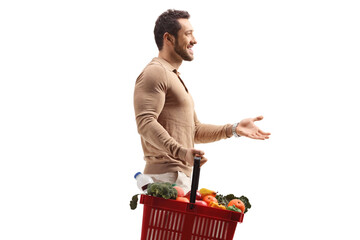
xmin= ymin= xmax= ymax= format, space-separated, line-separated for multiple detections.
xmin=163 ymin=32 xmax=175 ymax=45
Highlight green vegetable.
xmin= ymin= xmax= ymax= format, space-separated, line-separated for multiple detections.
xmin=226 ymin=205 xmax=242 ymax=212
xmin=215 ymin=194 xmax=229 ymax=206
xmin=130 ymin=194 xmax=140 ymax=210
xmin=129 ymin=182 xmax=178 ymax=210
xmin=147 ymin=182 xmax=178 ymax=199
xmin=224 ymin=194 xmax=237 ymax=202
xmin=215 ymin=194 xmax=251 ymax=213
xmin=239 ymin=195 xmax=251 ymax=214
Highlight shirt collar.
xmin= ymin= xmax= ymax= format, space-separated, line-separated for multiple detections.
xmin=153 ymin=57 xmax=181 ymax=76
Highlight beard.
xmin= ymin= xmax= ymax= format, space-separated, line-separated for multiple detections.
xmin=174 ymin=40 xmax=194 ymax=61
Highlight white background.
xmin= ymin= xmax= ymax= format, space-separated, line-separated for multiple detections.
xmin=1 ymin=0 xmax=359 ymax=239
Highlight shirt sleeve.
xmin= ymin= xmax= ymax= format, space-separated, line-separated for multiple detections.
xmin=134 ymin=64 xmax=187 ymax=160
xmin=194 ymin=111 xmax=233 ymax=144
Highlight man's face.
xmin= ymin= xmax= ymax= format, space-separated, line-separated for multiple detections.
xmin=174 ymin=18 xmax=197 ymax=61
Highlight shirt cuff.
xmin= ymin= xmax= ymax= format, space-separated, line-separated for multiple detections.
xmin=225 ymin=124 xmax=233 ymax=138
xmin=178 ymin=147 xmax=188 ymax=161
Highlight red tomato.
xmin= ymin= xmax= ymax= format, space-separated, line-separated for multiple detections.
xmin=185 ymin=190 xmax=202 ymax=200
xmin=176 ymin=197 xmax=190 ymax=203
xmin=203 ymin=195 xmax=218 ymax=206
xmin=173 ymin=186 xmax=185 ymax=197
xmin=195 ymin=200 xmax=208 ymax=207
xmin=228 ymin=199 xmax=245 ymax=213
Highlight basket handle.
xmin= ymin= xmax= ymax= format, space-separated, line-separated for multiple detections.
xmin=189 ymin=156 xmax=201 ymax=208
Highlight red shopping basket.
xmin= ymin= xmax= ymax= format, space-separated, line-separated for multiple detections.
xmin=139 ymin=157 xmax=244 ymax=240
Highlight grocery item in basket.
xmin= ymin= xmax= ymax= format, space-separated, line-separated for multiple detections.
xmin=185 ymin=190 xmax=202 ymax=200
xmin=134 ymin=172 xmax=154 ymax=193
xmin=147 ymin=182 xmax=178 ymax=199
xmin=203 ymin=195 xmax=218 ymax=205
xmin=195 ymin=200 xmax=208 ymax=206
xmin=173 ymin=185 xmax=185 ymax=197
xmin=176 ymin=196 xmax=190 ymax=202
xmin=209 ymin=201 xmax=227 ymax=210
xmin=216 ymin=194 xmax=252 ymax=213
xmin=130 ymin=182 xmax=180 ymax=210
xmin=228 ymin=199 xmax=245 ymax=213
xmin=199 ymin=187 xmax=216 ymax=198
xmin=227 ymin=205 xmax=242 ymax=212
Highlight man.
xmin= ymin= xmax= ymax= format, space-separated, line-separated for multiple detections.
xmin=134 ymin=9 xmax=270 ymax=193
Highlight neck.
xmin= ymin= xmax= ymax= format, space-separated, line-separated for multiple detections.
xmin=158 ymin=51 xmax=182 ymax=70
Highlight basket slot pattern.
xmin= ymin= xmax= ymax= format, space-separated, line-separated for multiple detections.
xmin=191 ymin=216 xmax=230 ymax=240
xmin=140 ymin=195 xmax=241 ymax=240
xmin=145 ymin=208 xmax=185 ymax=240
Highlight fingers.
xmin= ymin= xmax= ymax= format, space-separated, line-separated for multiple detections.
xmin=248 ymin=130 xmax=270 ymax=140
xmin=192 ymin=149 xmax=205 ymax=156
xmin=185 ymin=148 xmax=207 ymax=166
xmin=193 ymin=149 xmax=207 ymax=167
xmin=251 ymin=116 xmax=270 ymax=139
xmin=248 ymin=134 xmax=265 ymax=140
xmin=259 ymin=129 xmax=271 ymax=136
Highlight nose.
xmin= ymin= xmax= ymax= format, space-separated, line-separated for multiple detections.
xmin=192 ymin=36 xmax=197 ymax=45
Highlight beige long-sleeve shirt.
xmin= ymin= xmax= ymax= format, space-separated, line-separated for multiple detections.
xmin=134 ymin=57 xmax=232 ymax=177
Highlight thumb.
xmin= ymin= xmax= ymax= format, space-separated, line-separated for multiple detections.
xmin=199 ymin=156 xmax=208 ymax=167
xmin=253 ymin=115 xmax=264 ymax=122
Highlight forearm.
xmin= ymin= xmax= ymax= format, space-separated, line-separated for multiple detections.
xmin=194 ymin=123 xmax=233 ymax=143
xmin=136 ymin=115 xmax=188 ymax=160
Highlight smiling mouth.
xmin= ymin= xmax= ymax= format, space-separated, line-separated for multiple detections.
xmin=187 ymin=45 xmax=194 ymax=54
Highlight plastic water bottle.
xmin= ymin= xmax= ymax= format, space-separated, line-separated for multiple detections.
xmin=134 ymin=172 xmax=154 ymax=193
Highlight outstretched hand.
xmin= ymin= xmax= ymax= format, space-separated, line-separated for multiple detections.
xmin=236 ymin=116 xmax=271 ymax=140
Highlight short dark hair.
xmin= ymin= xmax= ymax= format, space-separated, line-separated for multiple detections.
xmin=154 ymin=9 xmax=190 ymax=50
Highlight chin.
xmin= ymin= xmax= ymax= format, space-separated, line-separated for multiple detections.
xmin=183 ymin=55 xmax=194 ymax=61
